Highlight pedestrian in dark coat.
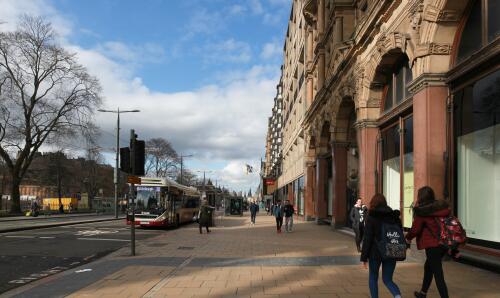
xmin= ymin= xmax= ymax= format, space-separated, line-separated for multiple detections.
xmin=350 ymin=198 xmax=368 ymax=252
xmin=198 ymin=200 xmax=211 ymax=234
xmin=406 ymin=186 xmax=450 ymax=298
xmin=274 ymin=200 xmax=284 ymax=233
xmin=249 ymin=201 xmax=259 ymax=225
xmin=361 ymin=194 xmax=402 ymax=298
xmin=283 ymin=200 xmax=294 ymax=232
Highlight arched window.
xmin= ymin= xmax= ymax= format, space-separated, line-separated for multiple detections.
xmin=457 ymin=0 xmax=500 ymax=63
xmin=383 ymin=57 xmax=412 ymax=112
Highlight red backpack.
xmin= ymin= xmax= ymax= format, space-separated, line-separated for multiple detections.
xmin=434 ymin=216 xmax=467 ymax=250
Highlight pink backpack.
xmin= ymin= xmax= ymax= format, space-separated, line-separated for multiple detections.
xmin=434 ymin=216 xmax=467 ymax=250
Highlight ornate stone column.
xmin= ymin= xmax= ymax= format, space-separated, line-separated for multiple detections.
xmin=315 ymin=155 xmax=328 ymax=223
xmin=332 ymin=141 xmax=348 ymax=227
xmin=408 ymin=73 xmax=447 ymax=202
xmin=334 ymin=16 xmax=343 ymax=44
xmin=357 ymin=120 xmax=378 ymax=203
xmin=318 ymin=0 xmax=325 ymax=36
xmin=304 ymin=160 xmax=316 ymax=221
xmin=306 ymin=27 xmax=314 ymax=108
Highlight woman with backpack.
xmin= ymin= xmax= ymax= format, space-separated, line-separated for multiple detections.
xmin=361 ymin=194 xmax=403 ymax=298
xmin=406 ymin=186 xmax=450 ymax=298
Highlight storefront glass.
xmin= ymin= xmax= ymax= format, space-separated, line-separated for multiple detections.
xmin=382 ymin=125 xmax=401 ymax=210
xmin=454 ymin=70 xmax=500 ymax=243
xmin=402 ymin=117 xmax=414 ymax=228
xmin=298 ymin=176 xmax=304 ymax=215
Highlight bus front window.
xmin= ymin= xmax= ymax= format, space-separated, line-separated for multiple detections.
xmin=136 ymin=186 xmax=161 ymax=214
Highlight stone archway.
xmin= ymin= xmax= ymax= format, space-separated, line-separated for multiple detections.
xmin=314 ymin=122 xmax=331 ymax=223
xmin=330 ymin=97 xmax=359 ymax=227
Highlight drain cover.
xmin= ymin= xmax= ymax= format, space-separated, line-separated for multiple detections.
xmin=177 ymin=246 xmax=195 ymax=250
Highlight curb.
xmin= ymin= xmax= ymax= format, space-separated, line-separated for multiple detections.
xmin=0 ymin=213 xmax=113 ymax=222
xmin=0 ymin=217 xmax=125 ymax=233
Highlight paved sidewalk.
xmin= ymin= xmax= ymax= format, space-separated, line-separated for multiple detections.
xmin=4 ymin=213 xmax=499 ymax=298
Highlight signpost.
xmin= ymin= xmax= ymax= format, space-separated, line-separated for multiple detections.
xmin=119 ymin=129 xmax=145 ymax=257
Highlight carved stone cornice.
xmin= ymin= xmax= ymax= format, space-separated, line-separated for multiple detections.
xmin=423 ymin=5 xmax=460 ymax=23
xmin=305 ymin=161 xmax=316 ymax=167
xmin=415 ymin=43 xmax=452 ymax=58
xmin=303 ymin=0 xmax=317 ymax=25
xmin=407 ymin=73 xmax=447 ymax=94
xmin=354 ymin=120 xmax=379 ymax=129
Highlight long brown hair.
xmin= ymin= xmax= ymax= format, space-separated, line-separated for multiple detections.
xmin=417 ymin=186 xmax=436 ymax=206
xmin=369 ymin=193 xmax=388 ymax=210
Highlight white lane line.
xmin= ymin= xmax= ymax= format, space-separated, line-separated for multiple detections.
xmin=39 ymin=236 xmax=55 ymax=239
xmin=77 ymin=238 xmax=130 ymax=242
xmin=83 ymin=254 xmax=96 ymax=261
xmin=5 ymin=236 xmax=35 ymax=239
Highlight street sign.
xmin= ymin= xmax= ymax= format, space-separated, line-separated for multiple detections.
xmin=127 ymin=176 xmax=141 ymax=184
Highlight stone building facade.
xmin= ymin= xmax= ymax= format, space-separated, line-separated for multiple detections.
xmin=264 ymin=0 xmax=499 ymax=259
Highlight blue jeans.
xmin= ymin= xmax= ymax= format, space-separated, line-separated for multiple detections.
xmin=368 ymin=257 xmax=401 ymax=298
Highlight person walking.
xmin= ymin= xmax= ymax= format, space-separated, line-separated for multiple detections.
xmin=274 ymin=200 xmax=284 ymax=233
xmin=249 ymin=201 xmax=259 ymax=225
xmin=406 ymin=186 xmax=450 ymax=298
xmin=361 ymin=194 xmax=402 ymax=298
xmin=350 ymin=198 xmax=368 ymax=252
xmin=283 ymin=200 xmax=294 ymax=232
xmin=198 ymin=200 xmax=211 ymax=234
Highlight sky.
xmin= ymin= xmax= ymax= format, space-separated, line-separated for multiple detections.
xmin=0 ymin=0 xmax=291 ymax=193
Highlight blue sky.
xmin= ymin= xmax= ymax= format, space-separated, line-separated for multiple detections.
xmin=0 ymin=0 xmax=291 ymax=193
xmin=53 ymin=0 xmax=289 ymax=92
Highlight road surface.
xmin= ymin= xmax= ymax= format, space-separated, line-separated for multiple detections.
xmin=0 ymin=220 xmax=171 ymax=293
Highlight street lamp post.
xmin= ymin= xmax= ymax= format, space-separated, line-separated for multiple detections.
xmin=179 ymin=154 xmax=193 ymax=185
xmin=98 ymin=108 xmax=140 ymax=219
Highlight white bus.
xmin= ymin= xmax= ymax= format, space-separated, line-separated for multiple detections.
xmin=126 ymin=177 xmax=201 ymax=228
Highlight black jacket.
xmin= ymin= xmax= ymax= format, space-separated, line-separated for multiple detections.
xmin=360 ymin=206 xmax=402 ymax=262
xmin=283 ymin=205 xmax=294 ymax=217
xmin=349 ymin=205 xmax=367 ymax=227
xmin=249 ymin=203 xmax=259 ymax=214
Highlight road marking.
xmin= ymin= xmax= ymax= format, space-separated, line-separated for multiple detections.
xmin=8 ymin=266 xmax=68 ymax=284
xmin=77 ymin=237 xmax=130 ymax=242
xmin=75 ymin=229 xmax=119 ymax=236
xmin=75 ymin=269 xmax=92 ymax=273
xmin=70 ymin=261 xmax=81 ymax=266
xmin=83 ymin=254 xmax=96 ymax=261
xmin=5 ymin=235 xmax=35 ymax=238
xmin=39 ymin=236 xmax=55 ymax=239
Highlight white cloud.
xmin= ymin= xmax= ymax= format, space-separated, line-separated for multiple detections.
xmin=203 ymin=39 xmax=252 ymax=64
xmin=0 ymin=1 xmax=278 ymax=192
xmin=0 ymin=0 xmax=73 ymax=37
xmin=261 ymin=40 xmax=283 ymax=60
xmin=96 ymin=41 xmax=166 ymax=64
xmin=249 ymin=0 xmax=264 ymax=15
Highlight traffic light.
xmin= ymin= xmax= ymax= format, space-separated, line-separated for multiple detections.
xmin=134 ymin=140 xmax=145 ymax=176
xmin=120 ymin=147 xmax=130 ymax=173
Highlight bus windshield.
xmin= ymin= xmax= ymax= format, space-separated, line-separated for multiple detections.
xmin=135 ymin=186 xmax=164 ymax=214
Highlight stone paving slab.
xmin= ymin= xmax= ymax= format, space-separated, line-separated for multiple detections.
xmin=4 ymin=213 xmax=500 ymax=298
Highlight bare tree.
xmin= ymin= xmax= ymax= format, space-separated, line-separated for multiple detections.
xmin=145 ymin=138 xmax=179 ymax=178
xmin=0 ymin=16 xmax=102 ymax=213
xmin=81 ymin=123 xmax=103 ymax=209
